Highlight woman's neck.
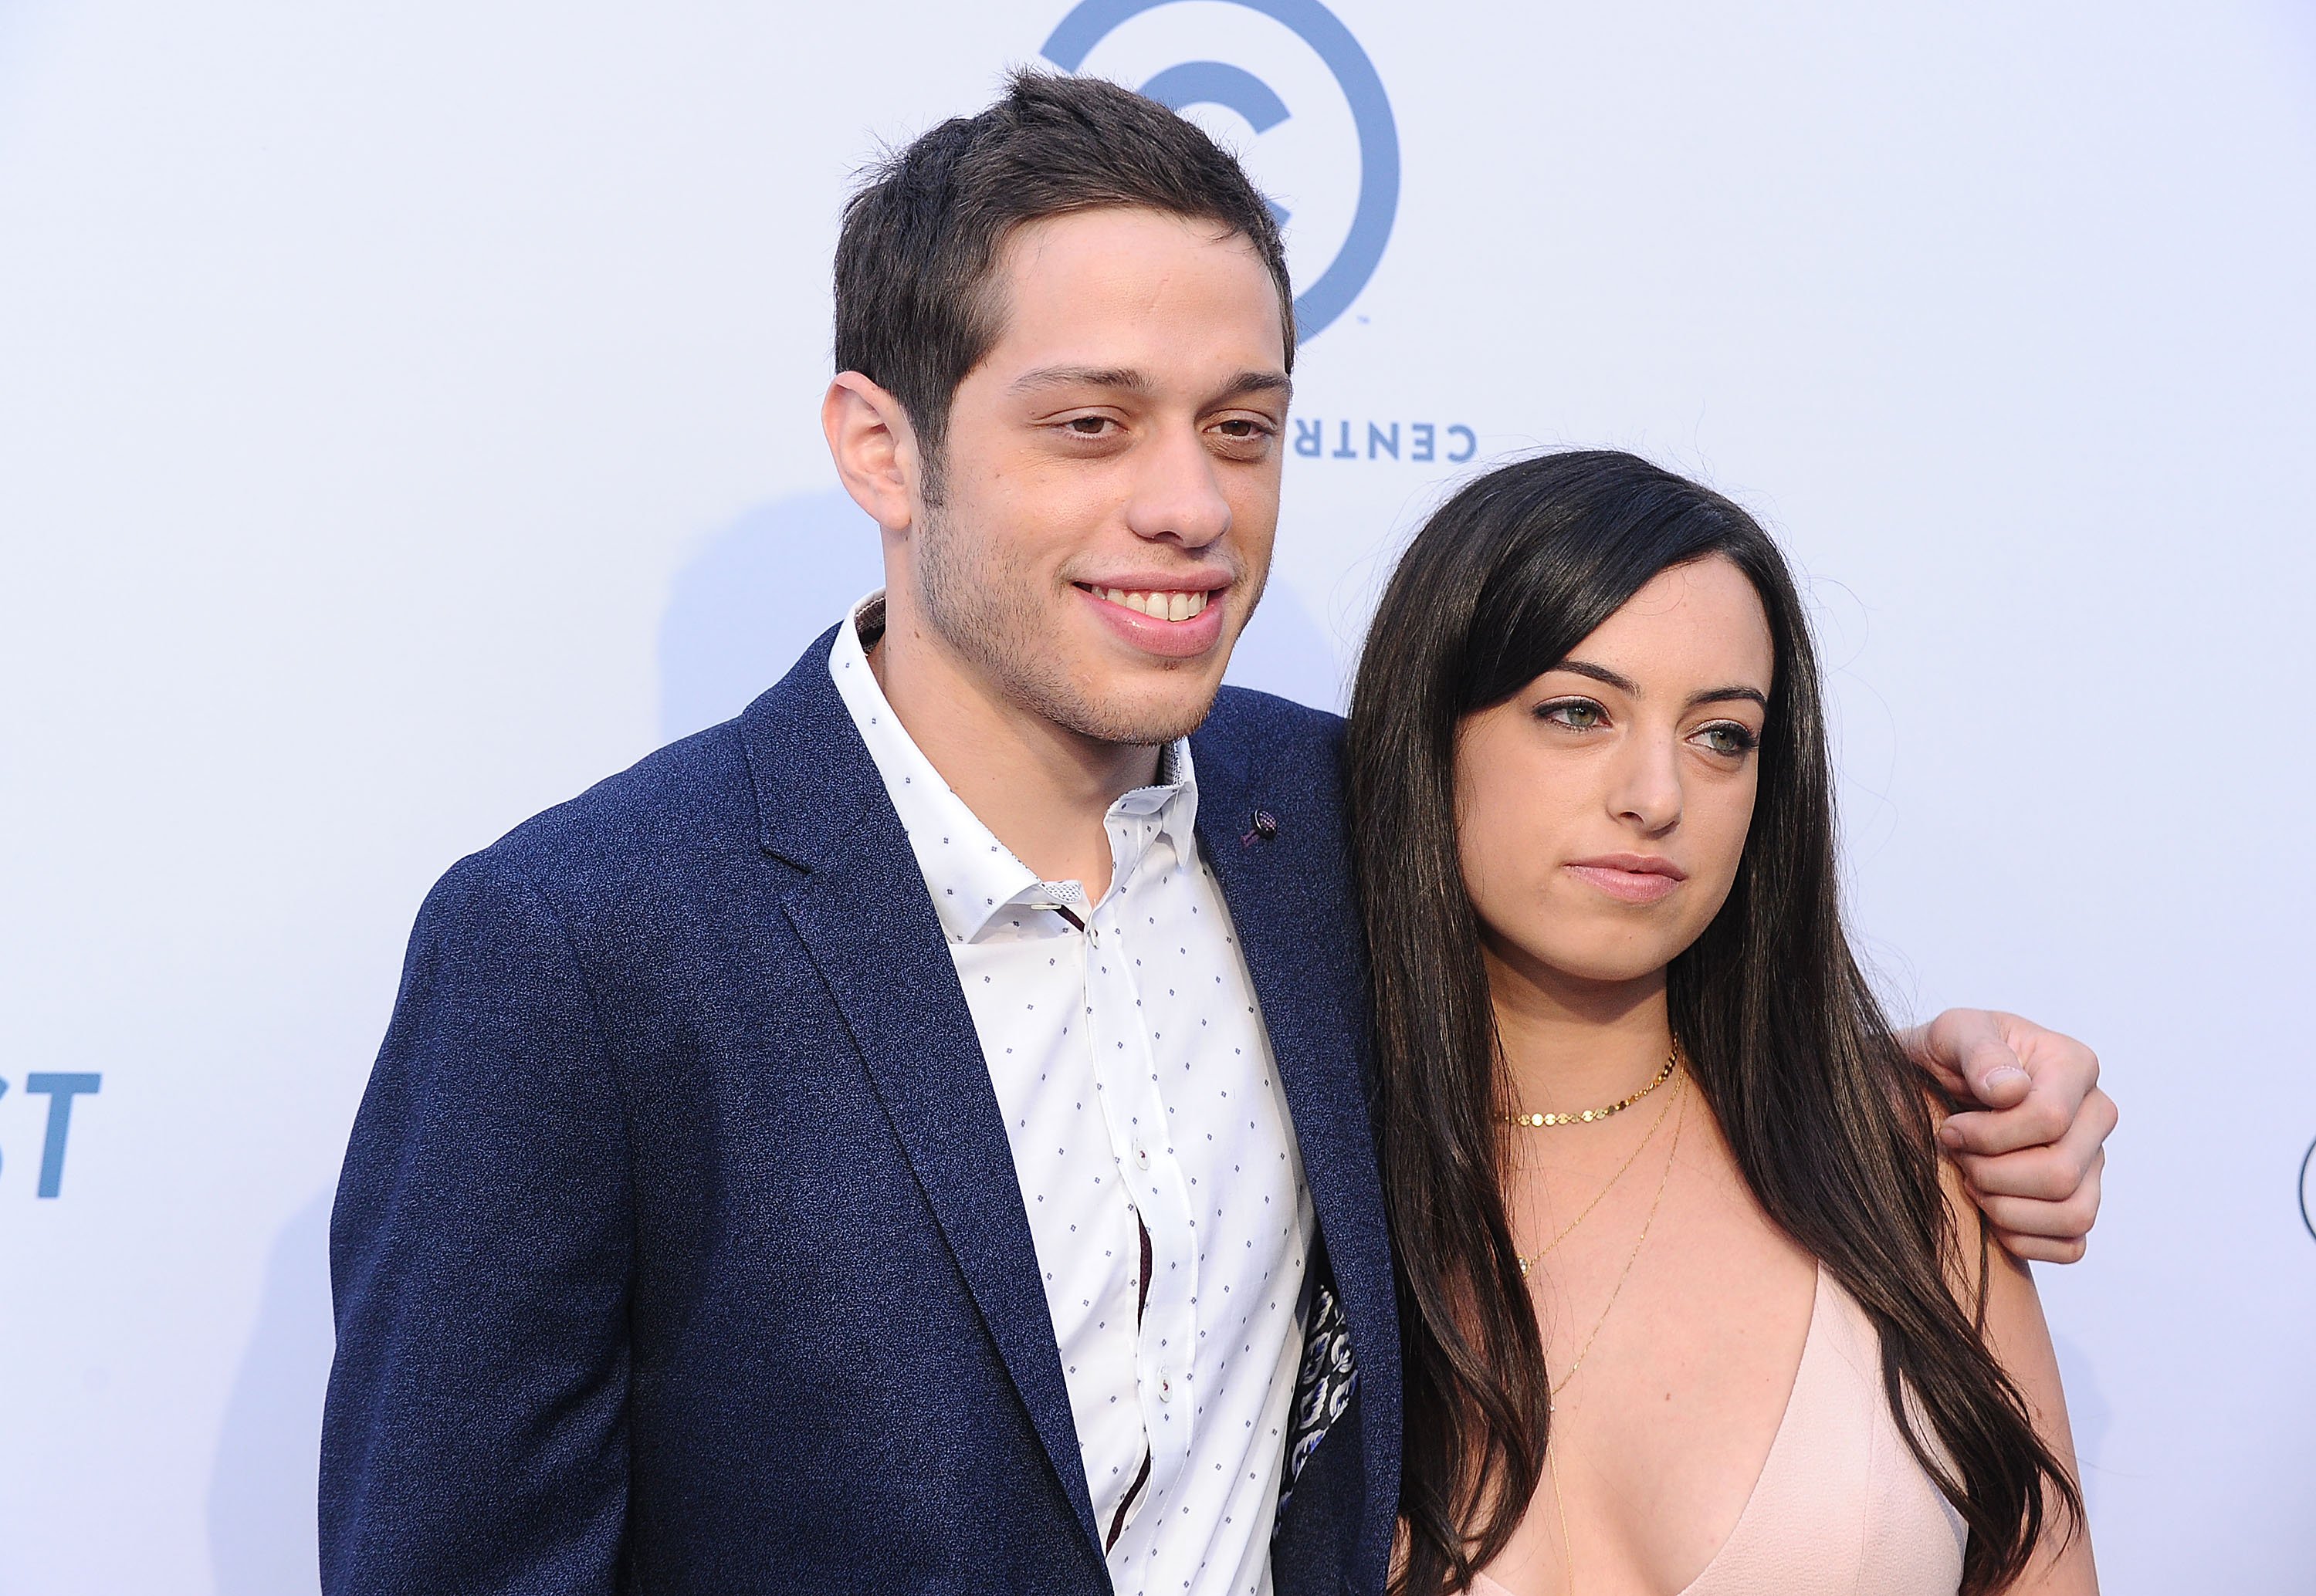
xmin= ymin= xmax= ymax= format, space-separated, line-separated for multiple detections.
xmin=1482 ymin=933 xmax=1674 ymax=1114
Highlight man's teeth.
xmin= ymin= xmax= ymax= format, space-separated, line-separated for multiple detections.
xmin=1098 ymin=587 xmax=1210 ymax=622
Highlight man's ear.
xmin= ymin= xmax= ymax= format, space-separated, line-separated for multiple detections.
xmin=822 ymin=371 xmax=926 ymax=533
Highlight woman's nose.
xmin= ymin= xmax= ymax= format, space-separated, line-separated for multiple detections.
xmin=1609 ymin=735 xmax=1683 ymax=834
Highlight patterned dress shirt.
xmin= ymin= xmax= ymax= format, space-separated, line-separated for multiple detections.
xmin=830 ymin=593 xmax=1315 ymax=1595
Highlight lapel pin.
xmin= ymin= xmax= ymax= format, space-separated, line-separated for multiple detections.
xmin=1241 ymin=809 xmax=1279 ymax=847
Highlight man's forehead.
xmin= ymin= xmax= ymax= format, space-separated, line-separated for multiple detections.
xmin=997 ymin=205 xmax=1250 ymax=268
xmin=980 ymin=208 xmax=1290 ymax=374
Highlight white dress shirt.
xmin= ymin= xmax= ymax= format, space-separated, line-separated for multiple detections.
xmin=830 ymin=594 xmax=1315 ymax=1596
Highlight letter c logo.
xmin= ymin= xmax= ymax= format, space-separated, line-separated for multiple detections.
xmin=1041 ymin=0 xmax=1400 ymax=344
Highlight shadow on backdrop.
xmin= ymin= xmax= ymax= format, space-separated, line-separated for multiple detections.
xmin=658 ymin=489 xmax=1344 ymax=744
xmin=208 ymin=1190 xmax=333 ymax=1594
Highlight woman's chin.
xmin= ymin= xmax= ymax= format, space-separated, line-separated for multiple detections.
xmin=1485 ymin=937 xmax=1679 ymax=999
xmin=1556 ymin=956 xmax=1678 ymax=992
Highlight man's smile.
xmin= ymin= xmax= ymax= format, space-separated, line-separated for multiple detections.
xmin=1078 ymin=584 xmax=1214 ymax=621
xmin=1074 ymin=579 xmax=1230 ymax=657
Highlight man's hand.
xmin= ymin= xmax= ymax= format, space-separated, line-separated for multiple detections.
xmin=1898 ymin=1009 xmax=2116 ymax=1264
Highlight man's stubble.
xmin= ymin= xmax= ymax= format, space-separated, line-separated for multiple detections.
xmin=912 ymin=497 xmax=1268 ymax=750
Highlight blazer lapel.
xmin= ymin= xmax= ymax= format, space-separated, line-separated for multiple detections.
xmin=1190 ymin=712 xmax=1400 ymax=1515
xmin=737 ymin=639 xmax=1105 ymax=1558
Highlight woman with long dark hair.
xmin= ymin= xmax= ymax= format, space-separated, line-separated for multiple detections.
xmin=1347 ymin=451 xmax=2094 ymax=1594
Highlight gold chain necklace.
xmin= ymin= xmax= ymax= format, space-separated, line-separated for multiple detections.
xmin=1519 ymin=1078 xmax=1690 ymax=1596
xmin=1549 ymin=1448 xmax=1576 ymax=1596
xmin=1519 ymin=1050 xmax=1690 ymax=1594
xmin=1499 ymin=1047 xmax=1678 ymax=1128
xmin=1512 ymin=1063 xmax=1683 ymax=1279
xmin=1546 ymin=1069 xmax=1688 ymax=1400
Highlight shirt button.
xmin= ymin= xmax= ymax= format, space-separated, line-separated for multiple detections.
xmin=1133 ymin=1143 xmax=1152 ymax=1171
xmin=1156 ymin=1370 xmax=1175 ymax=1402
xmin=1087 ymin=925 xmax=1101 ymax=946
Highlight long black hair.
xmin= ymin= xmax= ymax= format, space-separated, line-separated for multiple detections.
xmin=1346 ymin=451 xmax=2079 ymax=1594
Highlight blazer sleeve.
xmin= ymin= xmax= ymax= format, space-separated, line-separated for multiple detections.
xmin=320 ymin=850 xmax=632 ymax=1595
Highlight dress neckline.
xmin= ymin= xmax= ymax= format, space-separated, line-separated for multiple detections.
xmin=1668 ymin=1263 xmax=1830 ymax=1595
xmin=1468 ymin=1263 xmax=1830 ymax=1596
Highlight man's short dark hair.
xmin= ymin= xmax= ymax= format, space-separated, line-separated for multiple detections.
xmin=834 ymin=69 xmax=1295 ymax=487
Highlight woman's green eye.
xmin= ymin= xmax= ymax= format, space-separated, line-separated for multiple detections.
xmin=1701 ymin=723 xmax=1758 ymax=756
xmin=1539 ymin=700 xmax=1604 ymax=730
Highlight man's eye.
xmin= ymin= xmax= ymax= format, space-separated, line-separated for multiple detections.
xmin=1065 ymin=416 xmax=1113 ymax=436
xmin=1215 ymin=418 xmax=1268 ymax=438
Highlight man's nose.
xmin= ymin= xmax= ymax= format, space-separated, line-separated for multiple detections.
xmin=1123 ymin=421 xmax=1232 ymax=549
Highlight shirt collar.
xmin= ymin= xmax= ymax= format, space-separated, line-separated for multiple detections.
xmin=828 ymin=590 xmax=1200 ymax=944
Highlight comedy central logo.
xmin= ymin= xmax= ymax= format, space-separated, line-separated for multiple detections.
xmin=1041 ymin=0 xmax=1399 ymax=344
xmin=2302 ymin=1137 xmax=2316 ymax=1244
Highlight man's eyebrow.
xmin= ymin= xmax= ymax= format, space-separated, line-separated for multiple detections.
xmin=1006 ymin=364 xmax=1153 ymax=396
xmin=1004 ymin=365 xmax=1293 ymax=404
xmin=1217 ymin=370 xmax=1293 ymax=404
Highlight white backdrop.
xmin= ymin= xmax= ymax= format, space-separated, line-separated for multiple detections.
xmin=3 ymin=2 xmax=2312 ymax=1591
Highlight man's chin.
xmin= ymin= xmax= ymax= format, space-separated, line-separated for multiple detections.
xmin=1043 ymin=664 xmax=1230 ymax=749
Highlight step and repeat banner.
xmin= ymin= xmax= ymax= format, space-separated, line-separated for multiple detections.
xmin=2 ymin=2 xmax=2311 ymax=1590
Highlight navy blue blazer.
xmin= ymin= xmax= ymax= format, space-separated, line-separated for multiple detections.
xmin=321 ymin=632 xmax=1400 ymax=1594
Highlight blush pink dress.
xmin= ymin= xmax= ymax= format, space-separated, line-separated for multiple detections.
xmin=1471 ymin=1267 xmax=1967 ymax=1596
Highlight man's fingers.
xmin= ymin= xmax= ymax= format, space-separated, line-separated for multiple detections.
xmin=1911 ymin=1009 xmax=1998 ymax=1101
xmin=1941 ymin=1069 xmax=2115 ymax=1157
xmin=1955 ymin=1112 xmax=2108 ymax=1197
xmin=1919 ymin=1010 xmax=2106 ymax=1141
xmin=1964 ymin=1139 xmax=2112 ymax=1204
xmin=1939 ymin=1090 xmax=2071 ymax=1157
xmin=1993 ymin=1230 xmax=2088 ymax=1265
xmin=1974 ymin=1184 xmax=2101 ymax=1244
xmin=1956 ymin=1145 xmax=2081 ymax=1202
xmin=1959 ymin=1033 xmax=2030 ymax=1107
xmin=1931 ymin=1011 xmax=2112 ymax=1264
xmin=1967 ymin=1148 xmax=2104 ymax=1252
xmin=2000 ymin=1019 xmax=2100 ymax=1115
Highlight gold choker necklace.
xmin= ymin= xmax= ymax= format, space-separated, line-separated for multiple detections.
xmin=1498 ymin=1047 xmax=1680 ymax=1128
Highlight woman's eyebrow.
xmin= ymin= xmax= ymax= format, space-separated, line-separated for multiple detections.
xmin=1551 ymin=660 xmax=1766 ymax=712
xmin=1552 ymin=659 xmax=1637 ymax=694
xmin=1688 ymin=685 xmax=1769 ymax=710
xmin=1547 ymin=658 xmax=1760 ymax=708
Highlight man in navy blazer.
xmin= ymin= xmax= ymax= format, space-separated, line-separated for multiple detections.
xmin=322 ymin=73 xmax=2114 ymax=1595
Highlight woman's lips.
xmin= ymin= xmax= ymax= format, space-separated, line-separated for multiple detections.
xmin=1563 ymin=855 xmax=1688 ymax=905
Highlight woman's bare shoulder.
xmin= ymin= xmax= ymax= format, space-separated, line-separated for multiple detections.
xmin=1934 ymin=1155 xmax=2101 ymax=1594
